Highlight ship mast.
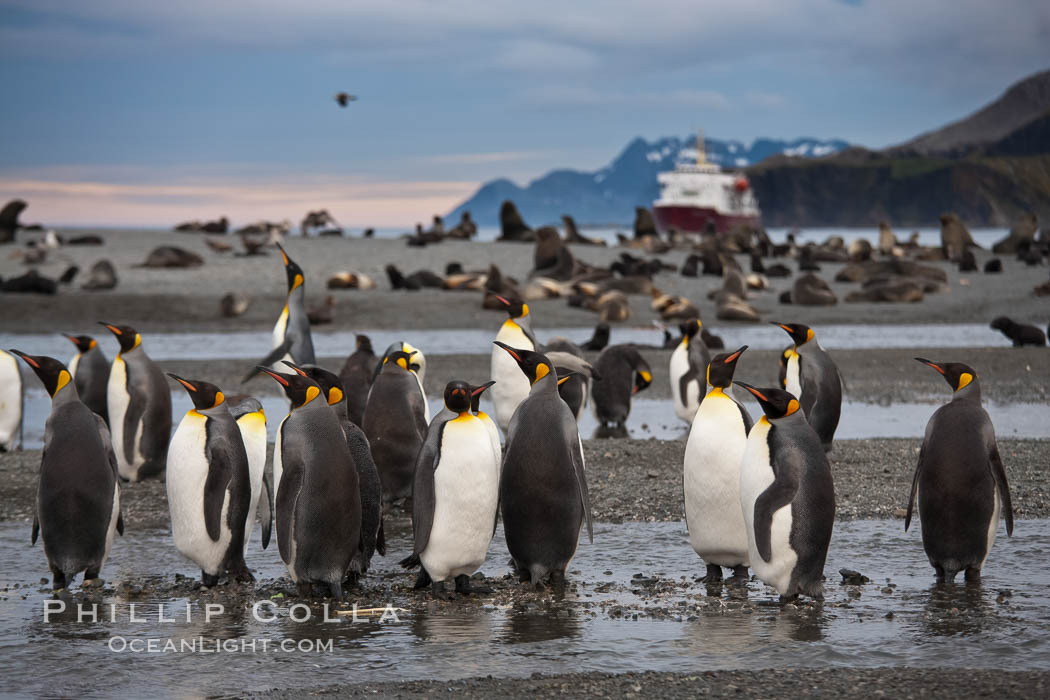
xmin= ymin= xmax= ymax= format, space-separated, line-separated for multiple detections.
xmin=696 ymin=128 xmax=706 ymax=166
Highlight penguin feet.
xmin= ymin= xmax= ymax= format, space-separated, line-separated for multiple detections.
xmin=200 ymin=572 xmax=219 ymax=588
xmin=700 ymin=564 xmax=724 ymax=584
xmin=82 ymin=576 xmax=103 ymax=588
xmin=454 ymin=574 xmax=491 ymax=595
xmin=778 ymin=593 xmax=800 ymax=605
xmin=726 ymin=565 xmax=750 ymax=585
xmin=297 ymin=582 xmax=314 ymax=598
xmin=430 ymin=580 xmax=456 ymax=601
xmin=964 ymin=567 xmax=982 ymax=583
xmin=413 ymin=569 xmax=434 ymax=590
xmin=51 ymin=570 xmax=67 ymax=591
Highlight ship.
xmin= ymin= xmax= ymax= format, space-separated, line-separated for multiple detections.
xmin=652 ymin=131 xmax=761 ymax=235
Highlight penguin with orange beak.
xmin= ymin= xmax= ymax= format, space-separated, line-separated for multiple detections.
xmin=907 ymin=359 xmax=1013 ymax=582
xmin=10 ymin=350 xmax=123 ymax=590
xmin=166 ymin=375 xmax=257 ymax=586
xmin=99 ymin=322 xmax=171 ymax=481
xmin=62 ymin=333 xmax=110 ymax=424
xmin=736 ymin=382 xmax=835 ymax=602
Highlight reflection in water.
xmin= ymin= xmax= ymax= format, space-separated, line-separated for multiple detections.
xmin=920 ymin=582 xmax=993 ymax=638
xmin=501 ymin=605 xmax=582 ymax=645
xmin=411 ymin=610 xmax=494 ymax=644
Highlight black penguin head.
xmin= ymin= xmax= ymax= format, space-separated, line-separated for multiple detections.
xmin=773 ymin=322 xmax=814 ymax=346
xmin=383 ymin=350 xmax=417 ymax=372
xmin=355 ymin=334 xmax=374 ymax=354
xmin=494 ymin=294 xmax=529 ymax=320
xmin=708 ymin=346 xmax=748 ymax=389
xmin=680 ymin=318 xmax=702 ymax=342
xmin=9 ymin=350 xmax=72 ymax=398
xmin=633 ymin=367 xmax=653 ymax=395
xmin=734 ymin=382 xmax=801 ymax=420
xmin=99 ymin=322 xmax=141 ymax=353
xmin=256 ymin=366 xmax=322 ymax=408
xmin=494 ymin=342 xmax=558 ymax=385
xmin=289 ymin=363 xmax=346 ymax=407
xmin=277 ymin=243 xmax=305 ymax=293
xmin=167 ymin=374 xmax=225 ymax=411
xmin=62 ymin=334 xmax=97 ymax=354
xmin=915 ymin=358 xmax=977 ymax=393
xmin=470 ymin=380 xmax=496 ymax=412
xmin=443 ymin=380 xmax=472 ymax=414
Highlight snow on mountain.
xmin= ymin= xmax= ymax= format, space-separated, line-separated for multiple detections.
xmin=447 ymin=134 xmax=850 ymax=226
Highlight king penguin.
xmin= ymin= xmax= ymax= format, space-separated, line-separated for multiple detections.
xmin=166 ymin=376 xmax=257 ymax=585
xmin=296 ymin=363 xmax=385 ymax=576
xmin=363 ymin=349 xmax=429 ymax=504
xmin=591 ymin=344 xmax=652 ymax=429
xmin=373 ymin=341 xmax=429 ymax=423
xmin=683 ymin=347 xmax=752 ymax=583
xmin=490 ymin=296 xmax=538 ymax=433
xmin=495 ymin=341 xmax=593 ymax=587
xmin=906 ymin=359 xmax=1014 ymax=582
xmin=0 ymin=349 xmax=23 ymax=452
xmin=63 ymin=333 xmax=110 ymax=424
xmin=670 ymin=319 xmax=710 ymax=424
xmin=259 ymin=366 xmax=361 ymax=598
xmin=338 ymin=334 xmax=377 ymax=427
xmin=773 ymin=322 xmax=842 ymax=453
xmin=401 ymin=380 xmax=501 ymax=595
xmin=736 ymin=382 xmax=835 ymax=601
xmin=545 ymin=337 xmax=591 ymax=420
xmin=243 ymin=243 xmax=315 ymax=381
xmin=100 ymin=322 xmax=172 ymax=481
xmin=10 ymin=351 xmax=123 ymax=589
xmin=226 ymin=395 xmax=273 ymax=552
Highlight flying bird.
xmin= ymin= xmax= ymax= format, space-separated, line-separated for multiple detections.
xmin=334 ymin=92 xmax=358 ymax=107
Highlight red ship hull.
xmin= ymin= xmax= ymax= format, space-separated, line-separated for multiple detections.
xmin=653 ymin=205 xmax=760 ymax=236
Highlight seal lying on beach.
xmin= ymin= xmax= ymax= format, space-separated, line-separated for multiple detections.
xmin=989 ymin=317 xmax=1046 ymax=347
xmin=138 ymin=246 xmax=203 ymax=268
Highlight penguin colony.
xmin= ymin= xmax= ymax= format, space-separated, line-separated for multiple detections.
xmin=6 ymin=243 xmax=1016 ymax=602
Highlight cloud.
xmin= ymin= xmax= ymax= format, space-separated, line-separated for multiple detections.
xmin=517 ymin=86 xmax=731 ymax=109
xmin=0 ymin=172 xmax=477 ymax=227
xmin=420 ymin=150 xmax=561 ymax=165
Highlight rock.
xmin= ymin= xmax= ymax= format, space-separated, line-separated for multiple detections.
xmin=839 ymin=568 xmax=870 ymax=585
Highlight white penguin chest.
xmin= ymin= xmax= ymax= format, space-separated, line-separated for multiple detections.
xmin=785 ymin=354 xmax=802 ymax=399
xmin=0 ymin=351 xmax=21 ymax=447
xmin=421 ymin=417 xmax=500 ymax=581
xmin=669 ymin=341 xmax=699 ymax=419
xmin=166 ymin=414 xmax=233 ymax=574
xmin=684 ymin=392 xmax=750 ymax=564
xmin=740 ymin=419 xmax=797 ymax=593
xmin=107 ymin=356 xmax=132 ymax=469
xmin=68 ymin=353 xmax=81 ymax=379
xmin=237 ymin=411 xmax=268 ymax=548
xmin=490 ymin=322 xmax=533 ymax=428
xmin=272 ymin=305 xmax=289 ymax=346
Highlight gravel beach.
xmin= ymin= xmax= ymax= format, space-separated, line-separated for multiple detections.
xmin=3 ymin=229 xmax=1049 ymax=698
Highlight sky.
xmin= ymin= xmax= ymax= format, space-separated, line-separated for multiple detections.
xmin=1 ymin=1 xmax=1048 ymax=228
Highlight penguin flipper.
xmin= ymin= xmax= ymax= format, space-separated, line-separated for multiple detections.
xmin=243 ymin=338 xmax=294 ymax=383
xmin=988 ymin=444 xmax=1014 ymax=537
xmin=905 ymin=443 xmax=924 ymax=532
xmin=117 ymin=511 xmax=124 ymax=536
xmin=409 ymin=421 xmax=445 ymax=558
xmin=203 ymin=439 xmax=237 ymax=542
xmin=31 ymin=515 xmax=38 ymax=545
xmin=376 ymin=517 xmax=386 ymax=556
xmin=275 ymin=460 xmax=303 ymax=564
xmin=753 ymin=457 xmax=799 ymax=563
xmin=567 ymin=427 xmax=594 ymax=544
xmin=260 ymin=470 xmax=274 ymax=549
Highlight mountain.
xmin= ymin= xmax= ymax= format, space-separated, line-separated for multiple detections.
xmin=446 ymin=136 xmax=850 ymax=227
xmin=749 ymin=70 xmax=1050 ymax=227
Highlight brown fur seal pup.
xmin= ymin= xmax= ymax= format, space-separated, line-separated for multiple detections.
xmin=989 ymin=317 xmax=1046 ymax=346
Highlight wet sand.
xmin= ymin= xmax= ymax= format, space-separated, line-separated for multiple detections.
xmin=256 ymin=669 xmax=1050 ymax=699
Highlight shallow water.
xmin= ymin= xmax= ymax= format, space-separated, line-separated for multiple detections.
xmin=16 ymin=390 xmax=1050 ymax=450
xmin=0 ymin=322 xmax=1019 ymax=362
xmin=1 ymin=518 xmax=1047 ymax=697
